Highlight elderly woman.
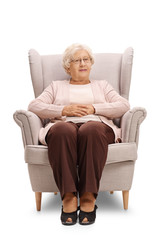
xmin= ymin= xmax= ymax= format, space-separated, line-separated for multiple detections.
xmin=28 ymin=43 xmax=130 ymax=225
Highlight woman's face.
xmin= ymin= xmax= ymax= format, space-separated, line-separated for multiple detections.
xmin=68 ymin=50 xmax=92 ymax=84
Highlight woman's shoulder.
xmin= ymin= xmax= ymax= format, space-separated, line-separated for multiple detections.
xmin=44 ymin=80 xmax=69 ymax=94
xmin=91 ymin=79 xmax=109 ymax=87
xmin=49 ymin=80 xmax=69 ymax=89
xmin=91 ymin=80 xmax=114 ymax=94
xmin=50 ymin=80 xmax=69 ymax=85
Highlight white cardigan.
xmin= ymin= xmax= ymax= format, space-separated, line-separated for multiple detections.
xmin=28 ymin=80 xmax=130 ymax=145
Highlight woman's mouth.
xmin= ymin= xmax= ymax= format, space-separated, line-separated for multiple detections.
xmin=79 ymin=69 xmax=87 ymax=72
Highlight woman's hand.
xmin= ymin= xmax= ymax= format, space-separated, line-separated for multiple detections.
xmin=62 ymin=104 xmax=95 ymax=117
xmin=85 ymin=104 xmax=95 ymax=115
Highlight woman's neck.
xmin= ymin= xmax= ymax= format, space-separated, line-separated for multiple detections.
xmin=70 ymin=78 xmax=90 ymax=85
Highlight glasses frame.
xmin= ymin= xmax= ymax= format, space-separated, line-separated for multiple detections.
xmin=70 ymin=57 xmax=91 ymax=65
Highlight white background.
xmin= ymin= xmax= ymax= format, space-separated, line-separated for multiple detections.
xmin=0 ymin=0 xmax=159 ymax=239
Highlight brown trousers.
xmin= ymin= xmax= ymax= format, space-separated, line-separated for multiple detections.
xmin=46 ymin=121 xmax=115 ymax=199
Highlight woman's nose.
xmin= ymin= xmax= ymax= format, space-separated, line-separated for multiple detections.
xmin=80 ymin=59 xmax=85 ymax=66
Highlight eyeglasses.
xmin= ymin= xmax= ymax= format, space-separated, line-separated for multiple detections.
xmin=70 ymin=57 xmax=91 ymax=65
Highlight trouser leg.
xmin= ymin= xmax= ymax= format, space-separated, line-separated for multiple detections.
xmin=46 ymin=122 xmax=78 ymax=199
xmin=77 ymin=121 xmax=115 ymax=198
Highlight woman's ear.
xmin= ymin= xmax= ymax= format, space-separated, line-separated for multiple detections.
xmin=66 ymin=68 xmax=71 ymax=74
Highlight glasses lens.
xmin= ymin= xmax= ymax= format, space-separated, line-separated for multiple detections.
xmin=72 ymin=58 xmax=90 ymax=64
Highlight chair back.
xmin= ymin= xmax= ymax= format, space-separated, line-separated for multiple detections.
xmin=28 ymin=47 xmax=133 ymax=99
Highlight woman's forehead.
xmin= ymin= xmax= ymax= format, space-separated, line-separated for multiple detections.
xmin=73 ymin=49 xmax=89 ymax=58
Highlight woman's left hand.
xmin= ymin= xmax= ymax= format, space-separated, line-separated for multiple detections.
xmin=85 ymin=104 xmax=95 ymax=115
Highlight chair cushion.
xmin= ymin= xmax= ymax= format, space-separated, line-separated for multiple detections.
xmin=25 ymin=142 xmax=137 ymax=166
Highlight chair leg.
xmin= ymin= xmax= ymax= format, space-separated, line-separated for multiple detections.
xmin=122 ymin=191 xmax=129 ymax=210
xmin=35 ymin=192 xmax=42 ymax=211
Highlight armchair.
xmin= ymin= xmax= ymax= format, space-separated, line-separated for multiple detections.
xmin=13 ymin=47 xmax=146 ymax=211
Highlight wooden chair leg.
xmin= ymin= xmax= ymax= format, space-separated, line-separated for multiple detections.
xmin=110 ymin=191 xmax=114 ymax=194
xmin=122 ymin=190 xmax=129 ymax=210
xmin=35 ymin=192 xmax=42 ymax=211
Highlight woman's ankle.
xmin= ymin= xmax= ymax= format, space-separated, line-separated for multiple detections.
xmin=63 ymin=192 xmax=78 ymax=213
xmin=80 ymin=192 xmax=96 ymax=212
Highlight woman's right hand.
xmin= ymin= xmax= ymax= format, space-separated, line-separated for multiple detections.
xmin=62 ymin=104 xmax=89 ymax=117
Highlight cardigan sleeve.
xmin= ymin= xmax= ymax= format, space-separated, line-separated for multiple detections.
xmin=28 ymin=82 xmax=65 ymax=119
xmin=92 ymin=81 xmax=130 ymax=119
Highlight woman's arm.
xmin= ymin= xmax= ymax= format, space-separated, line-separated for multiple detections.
xmin=28 ymin=83 xmax=65 ymax=119
xmin=93 ymin=82 xmax=130 ymax=119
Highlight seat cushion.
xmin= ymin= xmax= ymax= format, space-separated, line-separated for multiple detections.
xmin=25 ymin=142 xmax=137 ymax=166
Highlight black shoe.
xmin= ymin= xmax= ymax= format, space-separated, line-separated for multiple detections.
xmin=79 ymin=205 xmax=98 ymax=225
xmin=61 ymin=207 xmax=78 ymax=226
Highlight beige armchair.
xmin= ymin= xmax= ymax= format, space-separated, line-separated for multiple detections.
xmin=13 ymin=48 xmax=146 ymax=211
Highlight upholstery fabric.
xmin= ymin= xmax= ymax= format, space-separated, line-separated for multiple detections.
xmin=13 ymin=110 xmax=42 ymax=146
xmin=121 ymin=107 xmax=147 ymax=144
xmin=25 ymin=142 xmax=137 ymax=166
xmin=28 ymin=161 xmax=135 ymax=193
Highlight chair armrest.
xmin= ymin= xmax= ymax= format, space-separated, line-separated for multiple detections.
xmin=121 ymin=107 xmax=147 ymax=145
xmin=13 ymin=110 xmax=43 ymax=147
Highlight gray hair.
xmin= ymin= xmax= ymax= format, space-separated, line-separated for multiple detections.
xmin=62 ymin=43 xmax=94 ymax=72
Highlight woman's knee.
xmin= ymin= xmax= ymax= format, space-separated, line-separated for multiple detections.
xmin=47 ymin=122 xmax=77 ymax=140
xmin=78 ymin=122 xmax=104 ymax=138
